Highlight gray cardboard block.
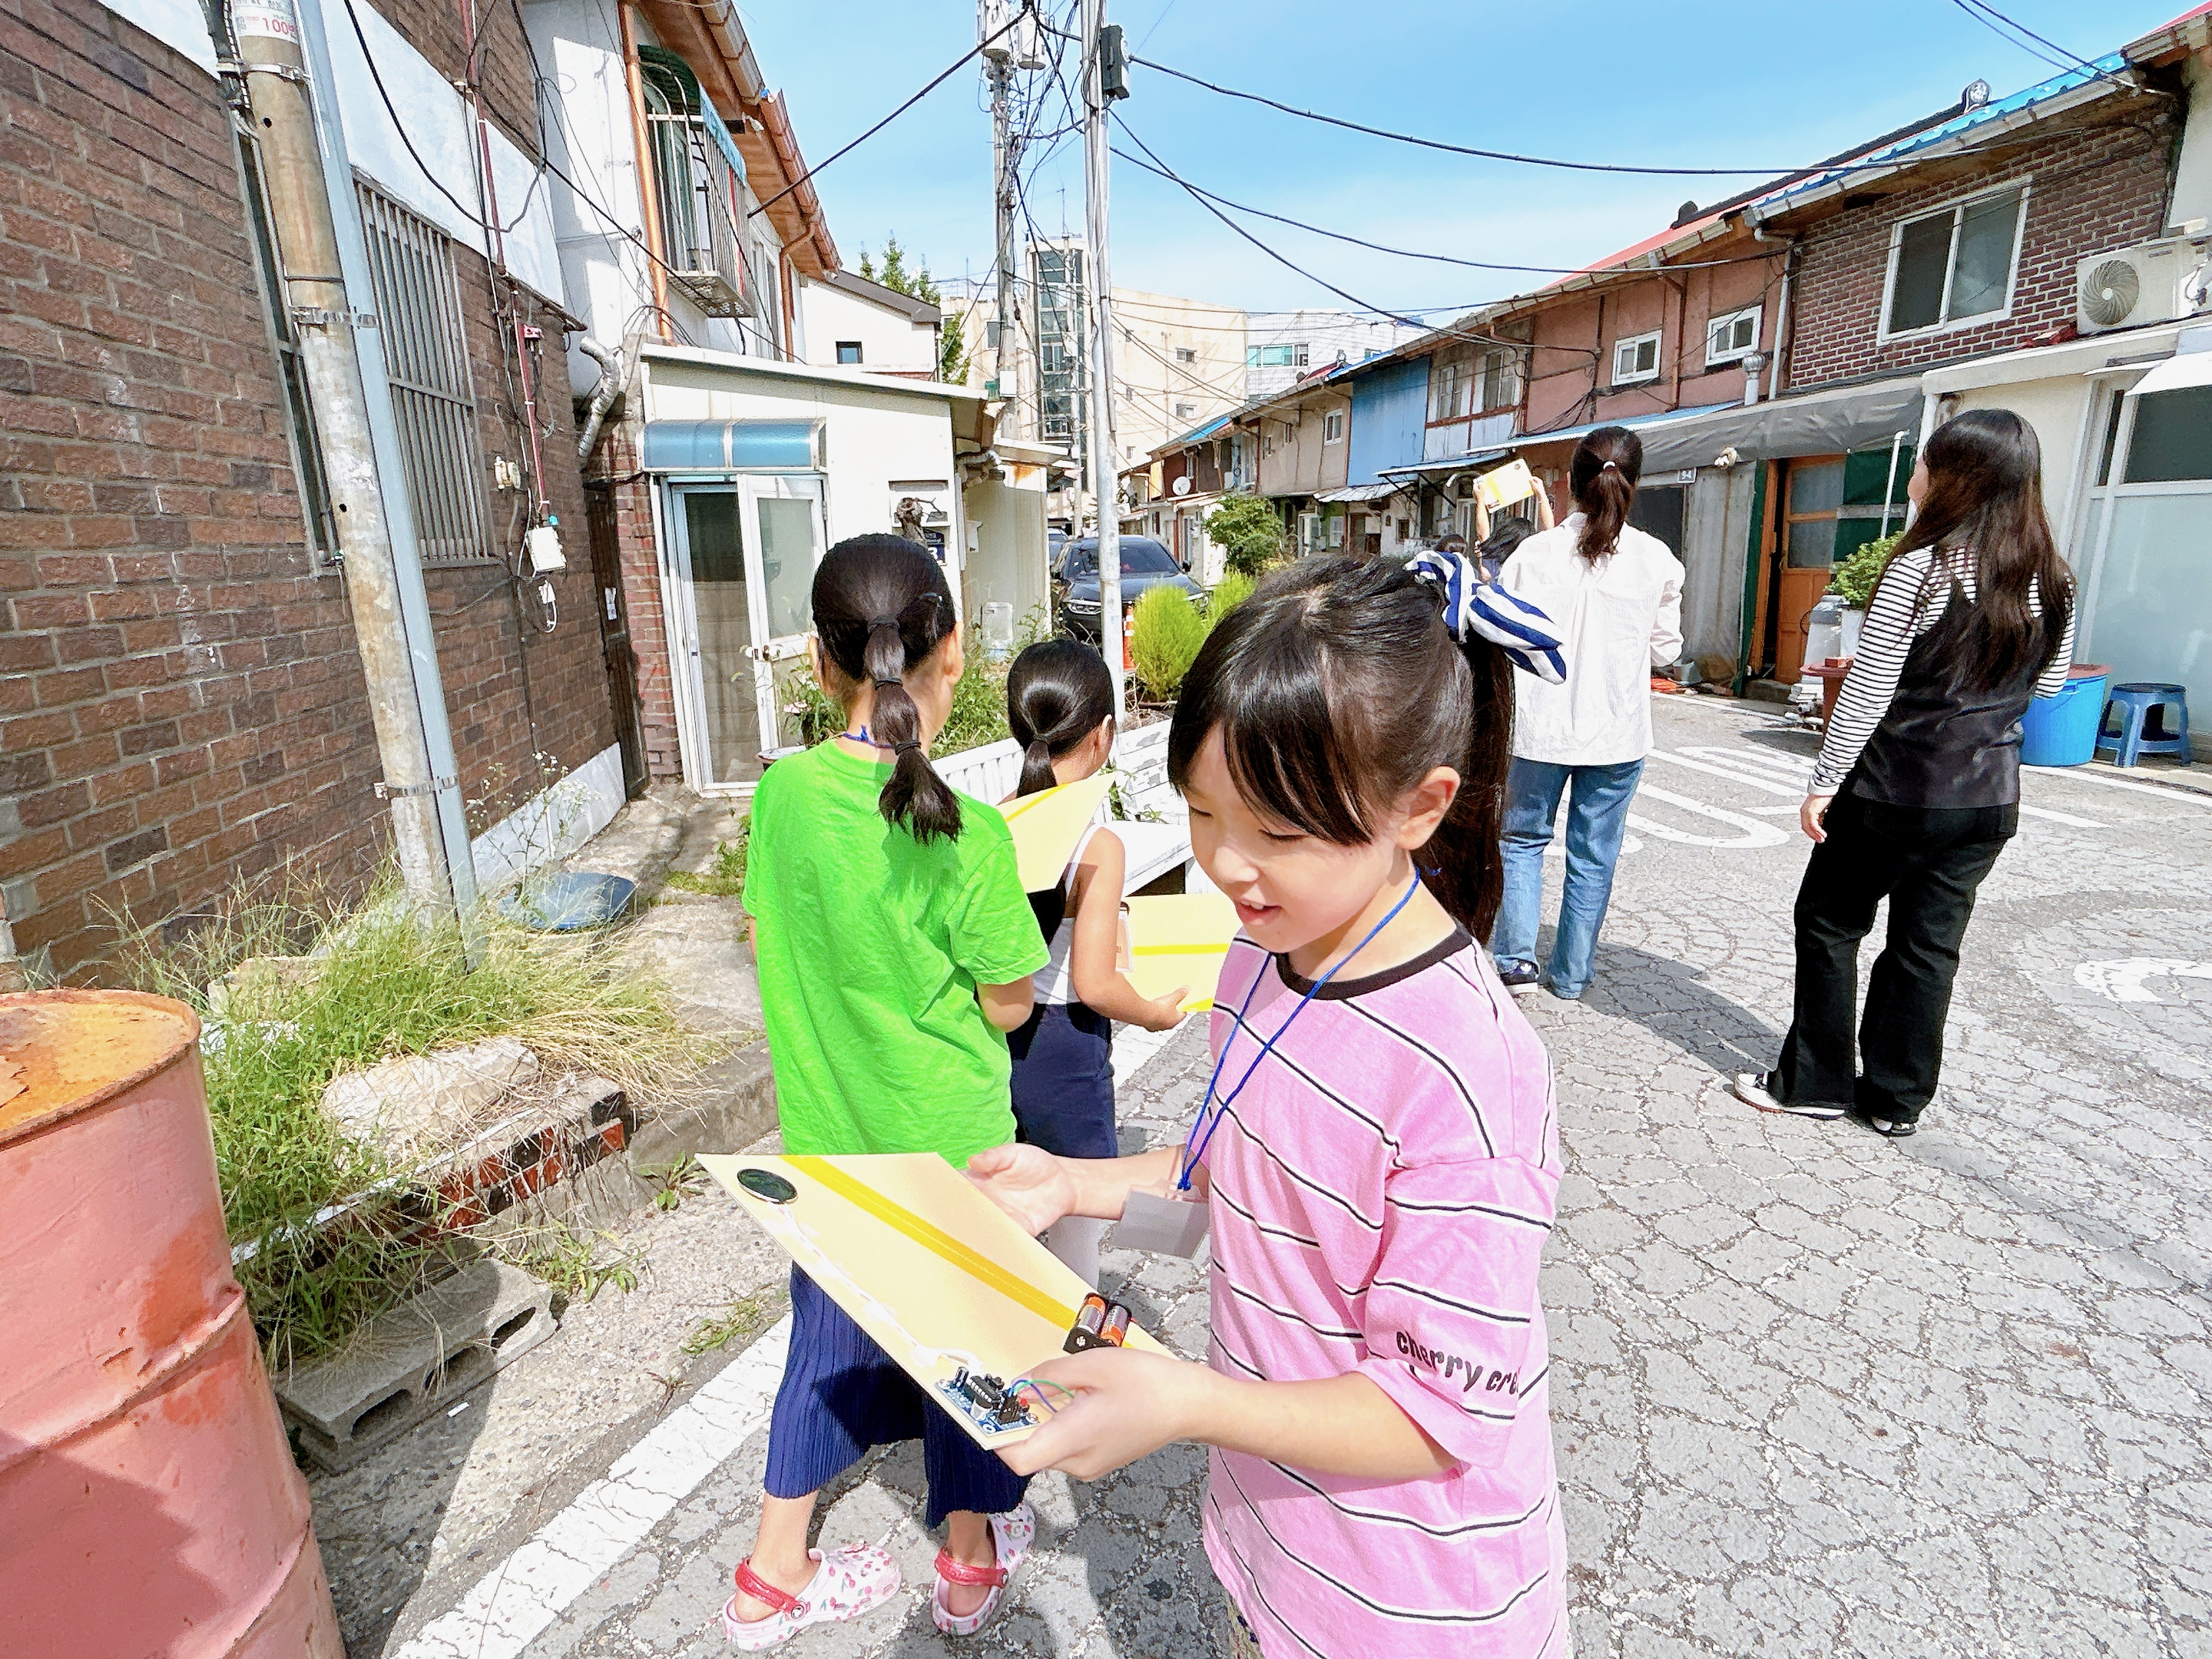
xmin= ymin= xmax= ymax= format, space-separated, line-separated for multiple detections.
xmin=276 ymin=1258 xmax=556 ymax=1473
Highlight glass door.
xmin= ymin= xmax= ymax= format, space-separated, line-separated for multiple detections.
xmin=666 ymin=477 xmax=827 ymax=792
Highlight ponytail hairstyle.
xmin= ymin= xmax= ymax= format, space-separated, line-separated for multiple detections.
xmin=810 ymin=534 xmax=963 ymax=842
xmin=1007 ymin=637 xmax=1117 ymax=797
xmin=1873 ymin=407 xmax=2072 ymax=690
xmin=1569 ymin=424 xmax=1643 ymax=565
xmin=1166 ymin=555 xmax=1515 ymax=939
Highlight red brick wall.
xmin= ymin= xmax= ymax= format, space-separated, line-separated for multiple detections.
xmin=0 ymin=0 xmax=614 ymax=978
xmin=1784 ymin=110 xmax=2177 ymax=389
xmin=362 ymin=0 xmax=536 ymax=165
xmin=588 ymin=424 xmax=681 ymax=779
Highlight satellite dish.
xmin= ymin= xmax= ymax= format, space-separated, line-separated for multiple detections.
xmin=1962 ymin=79 xmax=1992 ymax=109
xmin=1171 ymin=475 xmax=1192 ymax=496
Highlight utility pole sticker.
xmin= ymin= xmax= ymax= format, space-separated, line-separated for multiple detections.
xmin=232 ymin=0 xmax=300 ymax=44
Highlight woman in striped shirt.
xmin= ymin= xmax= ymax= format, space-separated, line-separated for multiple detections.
xmin=1734 ymin=408 xmax=2076 ymax=1136
xmin=972 ymin=555 xmax=1570 ymax=1657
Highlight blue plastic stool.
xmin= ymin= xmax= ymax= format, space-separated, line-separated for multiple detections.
xmin=2096 ymin=683 xmax=2192 ymax=767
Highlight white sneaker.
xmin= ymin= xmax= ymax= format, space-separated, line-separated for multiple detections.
xmin=1731 ymin=1072 xmax=1846 ymax=1121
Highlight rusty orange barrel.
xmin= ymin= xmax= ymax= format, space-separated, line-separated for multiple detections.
xmin=0 ymin=990 xmax=344 ymax=1658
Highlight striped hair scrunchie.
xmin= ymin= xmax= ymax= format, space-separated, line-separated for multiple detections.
xmin=1407 ymin=546 xmax=1567 ymax=684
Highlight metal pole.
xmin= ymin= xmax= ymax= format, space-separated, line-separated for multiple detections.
xmin=988 ymin=55 xmax=1025 ymax=439
xmin=1878 ymin=429 xmax=1905 ymax=540
xmin=1081 ymin=0 xmax=1123 ymax=714
xmin=230 ymin=0 xmax=465 ymax=929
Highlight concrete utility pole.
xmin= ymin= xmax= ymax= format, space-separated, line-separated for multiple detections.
xmin=230 ymin=0 xmax=464 ymax=928
xmin=1081 ymin=0 xmax=1126 ymax=713
xmin=985 ymin=56 xmax=1022 ymax=438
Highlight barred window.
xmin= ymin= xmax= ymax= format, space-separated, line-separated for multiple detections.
xmin=356 ymin=182 xmax=490 ymax=565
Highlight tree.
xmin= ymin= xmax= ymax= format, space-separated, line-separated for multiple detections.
xmin=1203 ymin=492 xmax=1291 ymax=578
xmin=859 ymin=235 xmax=969 ymax=384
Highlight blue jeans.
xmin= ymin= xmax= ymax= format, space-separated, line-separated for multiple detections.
xmin=1490 ymin=757 xmax=1644 ymax=998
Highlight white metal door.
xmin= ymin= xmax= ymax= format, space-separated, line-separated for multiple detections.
xmin=740 ymin=475 xmax=828 ymax=750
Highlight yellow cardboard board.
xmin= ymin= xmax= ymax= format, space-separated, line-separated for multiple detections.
xmin=700 ymin=1151 xmax=1163 ymax=1448
xmin=1474 ymin=457 xmax=1538 ymax=512
xmin=1123 ymin=892 xmax=1241 ymax=1012
xmin=998 ymin=773 xmax=1112 ymax=892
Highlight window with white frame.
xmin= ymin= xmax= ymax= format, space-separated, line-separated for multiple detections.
xmin=1174 ymin=346 xmax=1196 ymax=363
xmin=356 ymin=182 xmax=489 ymax=565
xmin=1323 ymin=409 xmax=1344 ymax=443
xmin=1612 ymin=329 xmax=1662 ymax=386
xmin=1429 ymin=346 xmax=1475 ymax=424
xmin=1884 ymin=184 xmax=2027 ymax=336
xmin=1704 ymin=304 xmax=1763 ymax=366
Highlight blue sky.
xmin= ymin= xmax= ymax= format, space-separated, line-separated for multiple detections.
xmin=735 ymin=0 xmax=2190 ymax=318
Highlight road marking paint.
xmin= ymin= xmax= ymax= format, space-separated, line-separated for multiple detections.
xmin=2075 ymin=959 xmax=2212 ymax=1004
xmin=1653 ymin=748 xmax=2107 ymax=829
xmin=1628 ymin=783 xmax=1789 ymax=848
xmin=2025 ymin=765 xmax=2212 ymax=806
xmin=391 ymin=1316 xmax=794 ymax=1659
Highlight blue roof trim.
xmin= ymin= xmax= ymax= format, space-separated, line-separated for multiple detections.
xmin=1763 ymin=55 xmax=2123 ymax=209
xmin=641 ymin=419 xmax=821 ymax=471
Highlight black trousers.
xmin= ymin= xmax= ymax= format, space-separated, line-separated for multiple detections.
xmin=1774 ymin=791 xmax=2016 ymax=1121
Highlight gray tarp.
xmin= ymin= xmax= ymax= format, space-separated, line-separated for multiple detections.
xmin=1634 ymin=376 xmax=1925 ymax=472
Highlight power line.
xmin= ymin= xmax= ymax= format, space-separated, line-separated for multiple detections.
xmin=747 ymin=5 xmax=1031 ymax=221
xmin=1946 ymin=0 xmax=2164 ymax=98
xmin=1110 ymin=144 xmax=1783 ymax=278
xmin=1107 ymin=35 xmax=2150 ymax=177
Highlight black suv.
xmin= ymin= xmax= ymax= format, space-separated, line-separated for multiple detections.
xmin=1052 ymin=536 xmax=1204 ymax=641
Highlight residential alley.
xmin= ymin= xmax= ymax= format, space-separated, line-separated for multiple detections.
xmin=329 ymin=694 xmax=2212 ymax=1659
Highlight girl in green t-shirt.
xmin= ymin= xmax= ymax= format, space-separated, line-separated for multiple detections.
xmin=725 ymin=536 xmax=1047 ymax=1649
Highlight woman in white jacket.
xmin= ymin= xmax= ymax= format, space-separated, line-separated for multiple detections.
xmin=1490 ymin=426 xmax=1682 ymax=998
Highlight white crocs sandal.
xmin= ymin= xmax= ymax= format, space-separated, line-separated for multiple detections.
xmin=720 ymin=1546 xmax=899 ymax=1650
xmin=931 ymin=1502 xmax=1035 ymax=1637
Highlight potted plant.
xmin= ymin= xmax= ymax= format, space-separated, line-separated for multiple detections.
xmin=1828 ymin=531 xmax=1902 ymax=657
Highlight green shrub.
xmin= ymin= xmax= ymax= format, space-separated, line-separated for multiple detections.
xmin=790 ymin=636 xmax=1013 ymax=754
xmin=1208 ymin=571 xmax=1256 ymax=620
xmin=1131 ymin=584 xmax=1209 ymax=702
xmin=1203 ymin=492 xmax=1290 ymax=578
xmin=1830 ymin=532 xmax=1902 ymax=608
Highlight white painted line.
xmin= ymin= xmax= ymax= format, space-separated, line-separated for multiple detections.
xmin=1647 ymin=749 xmax=1800 ymax=798
xmin=1112 ymin=1020 xmax=1179 ymax=1088
xmin=2075 ymin=959 xmax=2212 ymax=1003
xmin=392 ymin=1316 xmax=793 ymax=1659
xmin=2025 ymin=765 xmax=2212 ymax=805
xmin=2018 ymin=803 xmax=2106 ymax=829
xmin=1628 ymin=783 xmax=1789 ymax=848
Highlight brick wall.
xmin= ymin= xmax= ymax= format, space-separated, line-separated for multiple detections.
xmin=1785 ymin=109 xmax=2177 ymax=389
xmin=363 ymin=0 xmax=536 ymax=166
xmin=588 ymin=423 xmax=680 ymax=780
xmin=0 ymin=0 xmax=614 ymax=978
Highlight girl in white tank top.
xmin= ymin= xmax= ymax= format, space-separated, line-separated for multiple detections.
xmin=1000 ymin=641 xmax=1190 ymax=1284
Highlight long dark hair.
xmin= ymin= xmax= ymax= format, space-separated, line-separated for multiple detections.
xmin=1007 ymin=638 xmax=1116 ymax=797
xmin=1876 ymin=408 xmax=2072 ymax=689
xmin=810 ymin=535 xmax=962 ymax=842
xmin=1571 ymin=425 xmax=1642 ymax=564
xmin=1167 ymin=556 xmax=1515 ymax=939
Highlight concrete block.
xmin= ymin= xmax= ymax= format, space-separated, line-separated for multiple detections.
xmin=276 ymin=1258 xmax=557 ymax=1472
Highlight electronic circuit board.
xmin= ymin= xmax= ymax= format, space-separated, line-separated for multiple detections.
xmin=935 ymin=1366 xmax=1038 ymax=1440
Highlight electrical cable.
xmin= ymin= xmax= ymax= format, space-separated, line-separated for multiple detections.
xmin=336 ymin=0 xmax=545 ymax=234
xmin=1946 ymin=0 xmax=2165 ymax=96
xmin=746 ymin=5 xmax=1032 ymax=221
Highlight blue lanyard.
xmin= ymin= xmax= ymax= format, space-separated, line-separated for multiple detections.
xmin=1177 ymin=876 xmax=1422 ymax=1191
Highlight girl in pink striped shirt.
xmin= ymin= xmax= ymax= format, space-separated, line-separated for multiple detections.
xmin=972 ymin=554 xmax=1570 ymax=1657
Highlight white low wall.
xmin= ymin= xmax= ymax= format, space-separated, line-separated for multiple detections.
xmin=471 ymin=743 xmax=628 ymax=894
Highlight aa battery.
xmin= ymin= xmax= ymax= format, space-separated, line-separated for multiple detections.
xmin=1075 ymin=1293 xmax=1109 ymax=1336
xmin=1101 ymin=1303 xmax=1131 ymax=1346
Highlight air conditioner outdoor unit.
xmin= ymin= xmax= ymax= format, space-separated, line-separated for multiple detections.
xmin=2075 ymin=237 xmax=2212 ymax=333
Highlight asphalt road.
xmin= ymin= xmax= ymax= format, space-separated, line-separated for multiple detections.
xmin=323 ymin=694 xmax=2212 ymax=1658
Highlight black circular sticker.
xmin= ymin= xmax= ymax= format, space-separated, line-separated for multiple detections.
xmin=737 ymin=1167 xmax=798 ymax=1205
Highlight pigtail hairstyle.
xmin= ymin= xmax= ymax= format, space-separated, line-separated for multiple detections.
xmin=810 ymin=535 xmax=964 ymax=842
xmin=1869 ymin=407 xmax=2072 ymax=690
xmin=1167 ymin=556 xmax=1516 ymax=940
xmin=1570 ymin=425 xmax=1643 ymax=565
xmin=1006 ymin=638 xmax=1118 ymax=797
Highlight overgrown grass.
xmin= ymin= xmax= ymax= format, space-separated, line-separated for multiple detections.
xmin=1131 ymin=585 xmax=1209 ymax=702
xmin=664 ymin=833 xmax=749 ymax=898
xmin=684 ymin=1293 xmax=771 ymax=1356
xmin=112 ymin=872 xmax=698 ymax=1369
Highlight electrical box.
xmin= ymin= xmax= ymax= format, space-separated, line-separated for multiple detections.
xmin=525 ymin=523 xmax=566 ymax=575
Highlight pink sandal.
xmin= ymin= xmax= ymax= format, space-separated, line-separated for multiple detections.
xmin=720 ymin=1546 xmax=899 ymax=1650
xmin=930 ymin=1503 xmax=1035 ymax=1636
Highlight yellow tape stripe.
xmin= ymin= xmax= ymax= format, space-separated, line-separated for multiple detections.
xmin=1130 ymin=942 xmax=1231 ymax=956
xmin=783 ymin=1155 xmax=1078 ymax=1329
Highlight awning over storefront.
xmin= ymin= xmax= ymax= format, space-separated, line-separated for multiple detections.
xmin=2125 ymin=343 xmax=2212 ymax=398
xmin=1313 ymin=481 xmax=1406 ymax=503
xmin=1512 ymin=402 xmax=1738 ymax=457
xmin=1630 ymin=377 xmax=1924 ymax=472
xmin=1379 ymin=449 xmax=1512 ymax=478
xmin=641 ymin=419 xmax=823 ymax=471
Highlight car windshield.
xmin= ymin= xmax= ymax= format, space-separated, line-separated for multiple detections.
xmin=1066 ymin=538 xmax=1179 ymax=577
